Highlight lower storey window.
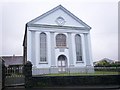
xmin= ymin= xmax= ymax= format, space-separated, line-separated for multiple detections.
xmin=76 ymin=55 xmax=82 ymax=61
xmin=40 ymin=57 xmax=47 ymax=62
xmin=75 ymin=34 xmax=82 ymax=62
xmin=40 ymin=32 xmax=47 ymax=62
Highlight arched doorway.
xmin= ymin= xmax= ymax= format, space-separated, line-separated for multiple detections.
xmin=58 ymin=55 xmax=67 ymax=73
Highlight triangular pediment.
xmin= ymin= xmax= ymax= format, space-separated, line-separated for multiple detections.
xmin=27 ymin=5 xmax=91 ymax=29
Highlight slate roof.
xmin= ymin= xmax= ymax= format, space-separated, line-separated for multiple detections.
xmin=2 ymin=56 xmax=23 ymax=66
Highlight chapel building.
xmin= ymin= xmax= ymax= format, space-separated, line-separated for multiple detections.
xmin=23 ymin=5 xmax=94 ymax=75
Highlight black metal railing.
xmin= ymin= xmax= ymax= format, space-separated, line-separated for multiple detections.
xmin=5 ymin=65 xmax=24 ymax=77
xmin=32 ymin=67 xmax=120 ymax=76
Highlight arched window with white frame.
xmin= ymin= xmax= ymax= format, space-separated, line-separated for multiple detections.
xmin=40 ymin=32 xmax=47 ymax=62
xmin=56 ymin=34 xmax=66 ymax=47
xmin=75 ymin=34 xmax=82 ymax=61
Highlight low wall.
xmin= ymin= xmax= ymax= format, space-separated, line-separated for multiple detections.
xmin=32 ymin=68 xmax=58 ymax=75
xmin=32 ymin=66 xmax=94 ymax=75
xmin=32 ymin=75 xmax=120 ymax=87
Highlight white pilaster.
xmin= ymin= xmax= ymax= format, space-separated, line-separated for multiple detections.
xmin=80 ymin=34 xmax=86 ymax=65
xmin=87 ymin=33 xmax=93 ymax=66
xmin=71 ymin=33 xmax=76 ymax=66
xmin=68 ymin=32 xmax=74 ymax=66
xmin=35 ymin=32 xmax=40 ymax=67
xmin=46 ymin=32 xmax=51 ymax=67
xmin=50 ymin=32 xmax=56 ymax=67
xmin=84 ymin=33 xmax=92 ymax=66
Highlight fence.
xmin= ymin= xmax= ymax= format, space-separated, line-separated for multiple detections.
xmin=94 ymin=66 xmax=120 ymax=71
xmin=23 ymin=62 xmax=120 ymax=88
xmin=5 ymin=65 xmax=25 ymax=87
xmin=32 ymin=67 xmax=120 ymax=76
xmin=2 ymin=61 xmax=32 ymax=88
xmin=1 ymin=60 xmax=120 ymax=88
xmin=5 ymin=65 xmax=24 ymax=77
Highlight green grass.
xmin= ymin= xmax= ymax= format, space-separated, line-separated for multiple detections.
xmin=34 ymin=71 xmax=119 ymax=76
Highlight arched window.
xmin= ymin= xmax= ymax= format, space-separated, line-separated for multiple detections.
xmin=40 ymin=32 xmax=47 ymax=62
xmin=56 ymin=34 xmax=66 ymax=47
xmin=75 ymin=34 xmax=82 ymax=61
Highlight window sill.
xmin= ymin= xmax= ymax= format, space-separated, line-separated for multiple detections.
xmin=39 ymin=62 xmax=48 ymax=64
xmin=55 ymin=47 xmax=68 ymax=49
xmin=76 ymin=61 xmax=84 ymax=63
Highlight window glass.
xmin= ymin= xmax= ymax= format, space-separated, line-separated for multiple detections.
xmin=75 ymin=34 xmax=82 ymax=61
xmin=40 ymin=32 xmax=47 ymax=62
xmin=56 ymin=34 xmax=66 ymax=47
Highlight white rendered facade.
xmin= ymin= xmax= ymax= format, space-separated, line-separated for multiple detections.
xmin=23 ymin=5 xmax=94 ymax=75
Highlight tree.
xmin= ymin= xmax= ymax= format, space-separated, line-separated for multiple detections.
xmin=95 ymin=60 xmax=110 ymax=67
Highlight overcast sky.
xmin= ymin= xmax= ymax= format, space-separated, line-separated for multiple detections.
xmin=0 ymin=0 xmax=119 ymax=61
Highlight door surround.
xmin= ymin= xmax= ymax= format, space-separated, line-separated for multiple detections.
xmin=58 ymin=55 xmax=67 ymax=73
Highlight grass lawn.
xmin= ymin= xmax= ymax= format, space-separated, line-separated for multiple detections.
xmin=34 ymin=71 xmax=119 ymax=76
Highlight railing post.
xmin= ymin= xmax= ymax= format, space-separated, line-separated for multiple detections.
xmin=24 ymin=61 xmax=32 ymax=88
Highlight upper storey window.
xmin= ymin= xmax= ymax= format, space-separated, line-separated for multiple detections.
xmin=56 ymin=34 xmax=66 ymax=47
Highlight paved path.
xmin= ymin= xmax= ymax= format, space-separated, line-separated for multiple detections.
xmin=3 ymin=85 xmax=120 ymax=90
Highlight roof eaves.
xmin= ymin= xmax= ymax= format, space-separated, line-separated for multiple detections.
xmin=59 ymin=5 xmax=91 ymax=30
xmin=28 ymin=24 xmax=90 ymax=30
xmin=27 ymin=5 xmax=62 ymax=25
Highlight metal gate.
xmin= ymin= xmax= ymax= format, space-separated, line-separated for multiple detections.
xmin=5 ymin=65 xmax=25 ymax=87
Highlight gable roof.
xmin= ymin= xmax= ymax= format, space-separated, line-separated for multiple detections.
xmin=27 ymin=5 xmax=91 ymax=29
xmin=23 ymin=5 xmax=91 ymax=46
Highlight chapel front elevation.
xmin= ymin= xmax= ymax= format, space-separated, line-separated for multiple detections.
xmin=23 ymin=5 xmax=94 ymax=75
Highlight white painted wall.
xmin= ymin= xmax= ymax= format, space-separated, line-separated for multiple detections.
xmin=55 ymin=48 xmax=69 ymax=67
xmin=27 ymin=27 xmax=93 ymax=68
xmin=34 ymin=9 xmax=84 ymax=27
xmin=27 ymin=7 xmax=93 ymax=70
